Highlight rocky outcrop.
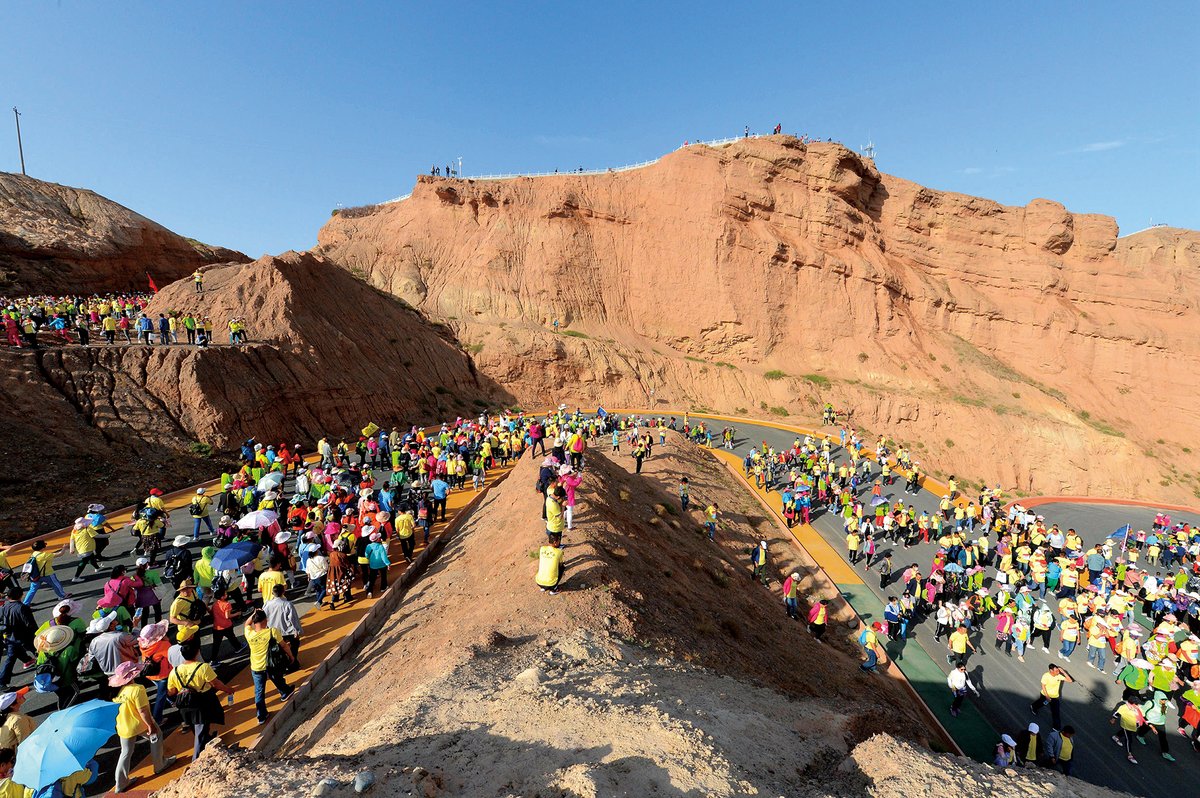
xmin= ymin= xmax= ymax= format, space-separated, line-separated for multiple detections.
xmin=0 ymin=251 xmax=510 ymax=536
xmin=0 ymin=172 xmax=246 ymax=296
xmin=316 ymin=136 xmax=1200 ymax=504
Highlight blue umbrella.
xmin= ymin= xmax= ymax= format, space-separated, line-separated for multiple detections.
xmin=13 ymin=699 xmax=118 ymax=790
xmin=870 ymin=495 xmax=888 ymax=507
xmin=210 ymin=540 xmax=262 ymax=571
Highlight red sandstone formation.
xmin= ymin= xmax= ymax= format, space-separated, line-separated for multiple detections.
xmin=316 ymin=136 xmax=1200 ymax=503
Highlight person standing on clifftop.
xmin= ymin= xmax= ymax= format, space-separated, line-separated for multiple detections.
xmin=193 ymin=269 xmax=204 ymax=293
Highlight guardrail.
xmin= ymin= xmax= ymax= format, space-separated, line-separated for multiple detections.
xmin=381 ymin=135 xmax=765 ymax=204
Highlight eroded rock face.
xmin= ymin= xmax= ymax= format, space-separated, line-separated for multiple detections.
xmin=316 ymin=136 xmax=1200 ymax=503
xmin=0 ymin=172 xmax=246 ymax=295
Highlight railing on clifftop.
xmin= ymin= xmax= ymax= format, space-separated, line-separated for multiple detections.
xmin=381 ymin=134 xmax=766 ymax=204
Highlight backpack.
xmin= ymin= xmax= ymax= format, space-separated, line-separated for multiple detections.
xmin=174 ymin=664 xmax=201 ymax=709
xmin=162 ymin=554 xmax=181 ymax=582
xmin=189 ymin=497 xmax=205 ymax=517
xmin=32 ymin=662 xmax=59 ymax=693
xmin=21 ymin=554 xmax=42 ymax=581
xmin=187 ymin=597 xmax=207 ymax=623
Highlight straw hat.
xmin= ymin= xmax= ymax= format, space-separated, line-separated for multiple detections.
xmin=36 ymin=625 xmax=75 ymax=654
xmin=109 ymin=660 xmax=143 ymax=688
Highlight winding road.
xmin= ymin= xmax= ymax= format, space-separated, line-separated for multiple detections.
xmin=673 ymin=411 xmax=1197 ymax=797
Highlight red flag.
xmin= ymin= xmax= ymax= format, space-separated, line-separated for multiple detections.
xmin=147 ymin=272 xmax=159 ymax=293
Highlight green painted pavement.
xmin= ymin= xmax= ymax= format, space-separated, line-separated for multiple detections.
xmin=837 ymin=583 xmax=996 ymax=762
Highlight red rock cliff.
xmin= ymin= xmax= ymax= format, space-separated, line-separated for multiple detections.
xmin=316 ymin=136 xmax=1200 ymax=503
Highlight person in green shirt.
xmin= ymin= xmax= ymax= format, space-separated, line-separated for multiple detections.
xmin=183 ymin=313 xmax=197 ymax=344
xmin=1140 ymin=689 xmax=1175 ymax=761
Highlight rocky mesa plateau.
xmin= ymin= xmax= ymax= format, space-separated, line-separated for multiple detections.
xmin=316 ymin=135 xmax=1200 ymax=505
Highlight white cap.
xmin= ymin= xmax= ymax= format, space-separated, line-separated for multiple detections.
xmin=1001 ymin=734 xmax=1016 ymax=747
xmin=196 ymin=487 xmax=206 ymax=495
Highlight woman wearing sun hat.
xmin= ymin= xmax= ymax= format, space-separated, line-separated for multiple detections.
xmin=111 ymin=660 xmax=176 ymax=790
xmin=32 ymin=623 xmax=79 ymax=708
xmin=0 ymin=688 xmax=34 ymax=750
xmin=138 ymin=620 xmax=173 ymax=724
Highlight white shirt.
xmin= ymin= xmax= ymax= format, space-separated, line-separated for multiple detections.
xmin=947 ymin=669 xmax=978 ymax=693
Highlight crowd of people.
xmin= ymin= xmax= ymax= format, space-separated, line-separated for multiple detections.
xmin=0 ymin=408 xmax=574 ymax=795
xmin=1 ymin=274 xmax=250 ymax=350
xmin=735 ymin=426 xmax=1200 ymax=775
xmin=3 ymin=399 xmax=1197 ymax=792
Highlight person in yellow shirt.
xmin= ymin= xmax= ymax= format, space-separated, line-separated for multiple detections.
xmin=257 ymin=560 xmax=288 ymax=602
xmin=1110 ymin=696 xmax=1150 ymax=763
xmin=111 ymin=660 xmax=174 ymax=790
xmin=1031 ymin=662 xmax=1074 ymax=729
xmin=394 ymin=510 xmax=416 ymax=562
xmin=167 ymin=638 xmax=234 ymax=760
xmin=536 ymin=541 xmax=564 ymax=595
xmin=68 ymin=518 xmax=101 ymax=583
xmin=947 ymin=625 xmax=976 ymax=666
xmin=545 ymin=487 xmax=566 ymax=545
xmin=0 ymin=690 xmax=34 ymax=751
xmin=0 ymin=747 xmax=26 ymax=798
xmin=244 ymin=609 xmax=294 ymax=724
xmin=168 ymin=579 xmax=202 ymax=636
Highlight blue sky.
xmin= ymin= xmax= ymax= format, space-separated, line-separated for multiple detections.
xmin=2 ymin=2 xmax=1197 ymax=256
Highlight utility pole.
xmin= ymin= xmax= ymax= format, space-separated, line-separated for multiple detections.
xmin=12 ymin=107 xmax=26 ymax=175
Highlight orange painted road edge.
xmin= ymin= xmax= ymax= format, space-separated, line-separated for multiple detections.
xmin=706 ymin=447 xmax=964 ymax=758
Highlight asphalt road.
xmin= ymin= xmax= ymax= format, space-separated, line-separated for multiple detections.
xmin=700 ymin=416 xmax=1194 ymax=797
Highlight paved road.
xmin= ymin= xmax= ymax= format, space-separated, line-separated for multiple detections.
xmin=696 ymin=416 xmax=1193 ymax=797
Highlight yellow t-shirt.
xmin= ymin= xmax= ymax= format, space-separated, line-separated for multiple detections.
xmin=258 ymin=570 xmax=287 ymax=599
xmin=536 ymin=546 xmax=563 ymax=587
xmin=245 ymin=626 xmax=283 ymax=672
xmin=949 ymin=630 xmax=969 ymax=654
xmin=167 ymin=661 xmax=217 ymax=694
xmin=114 ymin=683 xmax=151 ymax=738
xmin=170 ymin=595 xmax=196 ymax=623
xmin=395 ymin=514 xmax=415 ymax=539
xmin=1041 ymin=672 xmax=1066 ymax=699
xmin=545 ymin=498 xmax=565 ymax=534
xmin=71 ymin=526 xmax=97 ymax=555
xmin=0 ymin=711 xmax=34 ymax=749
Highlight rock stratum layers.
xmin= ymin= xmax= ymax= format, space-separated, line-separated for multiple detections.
xmin=0 ymin=251 xmax=508 ymax=535
xmin=0 ymin=171 xmax=246 ymax=296
xmin=317 ymin=135 xmax=1200 ymax=504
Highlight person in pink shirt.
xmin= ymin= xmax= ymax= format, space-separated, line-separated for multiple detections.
xmin=558 ymin=466 xmax=583 ymax=530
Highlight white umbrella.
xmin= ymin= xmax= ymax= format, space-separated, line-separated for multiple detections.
xmin=236 ymin=509 xmax=278 ymax=529
xmin=257 ymin=473 xmax=285 ymax=491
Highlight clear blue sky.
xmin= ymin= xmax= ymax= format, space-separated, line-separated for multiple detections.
xmin=3 ymin=2 xmax=1197 ymax=256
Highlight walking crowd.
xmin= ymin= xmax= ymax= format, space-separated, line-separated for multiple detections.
xmin=2 ymin=272 xmax=251 ymax=350
xmin=738 ymin=425 xmax=1200 ymax=777
xmin=0 ymin=407 xmax=548 ymax=796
